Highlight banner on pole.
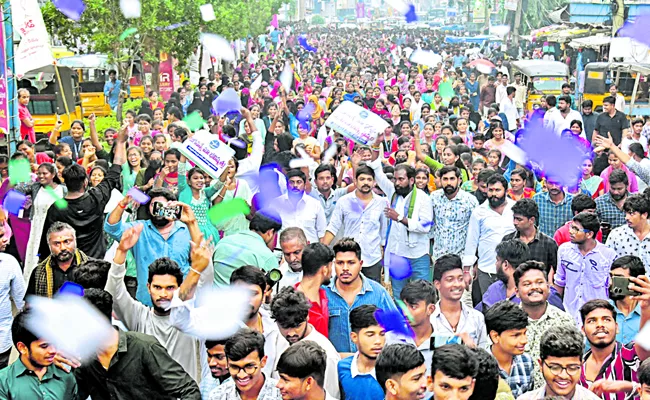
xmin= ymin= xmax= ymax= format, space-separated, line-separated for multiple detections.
xmin=10 ymin=0 xmax=54 ymax=78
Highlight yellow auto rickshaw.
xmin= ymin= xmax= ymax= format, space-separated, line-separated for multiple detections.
xmin=17 ymin=65 xmax=83 ymax=139
xmin=510 ymin=60 xmax=570 ymax=112
xmin=581 ymin=62 xmax=650 ymax=113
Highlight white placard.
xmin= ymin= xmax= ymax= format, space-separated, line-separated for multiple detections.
xmin=179 ymin=132 xmax=235 ymax=180
xmin=11 ymin=0 xmax=55 ymax=78
xmin=324 ymin=101 xmax=389 ymax=145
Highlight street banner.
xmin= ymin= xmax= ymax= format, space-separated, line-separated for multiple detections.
xmin=11 ymin=0 xmax=54 ymax=78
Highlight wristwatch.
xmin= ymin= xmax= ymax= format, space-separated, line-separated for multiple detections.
xmin=397 ymin=213 xmax=404 ymax=222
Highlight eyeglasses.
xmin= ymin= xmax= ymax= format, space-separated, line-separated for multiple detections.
xmin=543 ymin=361 xmax=581 ymax=376
xmin=568 ymin=225 xmax=590 ymax=233
xmin=228 ymin=362 xmax=259 ymax=376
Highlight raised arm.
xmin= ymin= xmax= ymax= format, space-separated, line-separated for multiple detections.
xmin=49 ymin=120 xmax=63 ymax=145
xmin=88 ymin=114 xmax=103 ymax=150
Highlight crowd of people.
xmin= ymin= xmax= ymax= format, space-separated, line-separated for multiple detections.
xmin=5 ymin=24 xmax=650 ymax=400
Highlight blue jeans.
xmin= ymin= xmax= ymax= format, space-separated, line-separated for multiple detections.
xmin=391 ymin=254 xmax=431 ymax=299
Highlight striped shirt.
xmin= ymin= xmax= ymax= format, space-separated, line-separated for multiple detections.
xmin=579 ymin=342 xmax=639 ymax=400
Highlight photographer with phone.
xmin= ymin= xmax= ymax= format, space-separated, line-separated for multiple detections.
xmin=609 ymin=256 xmax=646 ymax=344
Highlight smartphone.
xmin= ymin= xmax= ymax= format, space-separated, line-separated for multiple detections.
xmin=152 ymin=201 xmax=182 ymax=220
xmin=611 ymin=276 xmax=642 ymax=297
xmin=429 ymin=334 xmax=462 ymax=350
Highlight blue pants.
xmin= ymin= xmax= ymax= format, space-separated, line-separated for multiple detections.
xmin=391 ymin=253 xmax=431 ymax=299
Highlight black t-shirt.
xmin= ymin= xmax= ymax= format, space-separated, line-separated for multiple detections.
xmin=39 ymin=163 xmax=122 ymax=259
xmin=594 ymin=110 xmax=629 ymax=146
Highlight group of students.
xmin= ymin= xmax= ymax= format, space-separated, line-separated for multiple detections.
xmin=2 ymin=24 xmax=650 ymax=400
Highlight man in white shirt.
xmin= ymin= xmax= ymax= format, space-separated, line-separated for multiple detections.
xmin=495 ymin=73 xmax=509 ymax=105
xmin=270 ymin=287 xmax=340 ymax=399
xmin=500 ymin=86 xmax=519 ymax=132
xmin=610 ymin=83 xmax=626 ymax=113
xmin=278 ymin=228 xmax=306 ymax=290
xmin=323 ymin=165 xmax=388 ymax=283
xmin=275 ymin=169 xmax=327 ymax=244
xmin=366 ymin=160 xmax=433 ymax=298
xmin=545 ymin=95 xmax=583 ymax=136
xmin=463 ymin=174 xmax=516 ymax=299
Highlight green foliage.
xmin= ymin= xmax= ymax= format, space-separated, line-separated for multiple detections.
xmin=311 ymin=15 xmax=325 ymax=25
xmin=122 ymin=99 xmax=142 ymax=116
xmin=82 ymin=115 xmax=120 ymax=139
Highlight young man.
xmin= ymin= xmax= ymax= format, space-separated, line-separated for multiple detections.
xmin=606 ymin=194 xmax=650 ymax=275
xmin=432 ymin=254 xmax=489 ymax=348
xmin=464 ymin=174 xmax=516 ymax=298
xmin=579 ymin=296 xmax=650 ymax=400
xmin=208 ymin=329 xmax=282 ymax=400
xmin=593 ymin=95 xmax=630 ymax=147
xmin=637 ymin=359 xmax=650 ymax=400
xmin=484 ymin=301 xmax=534 ymax=397
xmin=384 ymin=280 xmax=438 ymax=377
xmin=555 ymin=211 xmax=617 ymax=326
xmin=76 ymin=289 xmax=201 ymax=399
xmin=533 ymin=179 xmax=574 ymax=238
xmin=429 ymin=344 xmax=479 ymax=400
xmin=309 ymin=163 xmax=354 ymax=223
xmin=202 ymin=339 xmax=230 ymax=399
xmin=107 ymin=223 xmax=205 ymax=381
xmin=554 ymin=194 xmax=603 ymax=246
xmin=212 ymin=210 xmax=282 ymax=287
xmin=517 ymin=325 xmax=599 ymax=399
xmin=514 ymin=261 xmax=575 ymax=389
xmin=270 ymin=287 xmax=340 ymax=398
xmin=476 ymin=239 xmax=529 ymax=312
xmin=596 ymin=169 xmax=630 ymax=230
xmin=324 ymin=165 xmax=389 ymax=283
xmin=621 ymin=118 xmax=648 ymax=155
xmin=337 ymin=305 xmax=385 ymax=400
xmin=324 ymin=238 xmax=396 ymax=353
xmin=275 ymin=169 xmax=326 ymax=244
xmin=608 ymin=255 xmax=646 ymax=343
xmin=504 ymin=199 xmax=558 ymax=274
xmin=276 ymin=341 xmax=336 ymax=400
xmin=376 ymin=343 xmax=427 ymax=400
xmin=295 ymin=243 xmax=334 ymax=338
xmin=0 ymin=311 xmax=77 ymax=399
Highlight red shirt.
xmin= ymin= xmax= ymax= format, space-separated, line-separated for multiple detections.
xmin=294 ymin=283 xmax=328 ymax=338
xmin=18 ymin=103 xmax=35 ymax=142
xmin=553 ymin=220 xmax=603 ymax=246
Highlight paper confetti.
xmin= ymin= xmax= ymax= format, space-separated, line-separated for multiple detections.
xmin=250 ymin=75 xmax=263 ymax=94
xmin=279 ymin=63 xmax=293 ymax=93
xmin=296 ymin=103 xmax=316 ymax=130
xmin=187 ymin=286 xmax=251 ymax=340
xmin=26 ymin=294 xmax=114 ymax=361
xmin=200 ymin=4 xmax=216 ymax=22
xmin=298 ymin=36 xmax=318 ymax=52
xmin=409 ymin=49 xmax=442 ymax=68
xmin=8 ymin=158 xmax=31 ymax=185
xmin=385 ymin=0 xmax=417 ymax=23
xmin=155 ymin=21 xmax=190 ymax=31
xmin=127 ymin=187 xmax=150 ymax=204
xmin=183 ymin=111 xmax=206 ymax=132
xmin=207 ymin=198 xmax=251 ymax=225
xmin=388 ymin=253 xmax=412 ymax=280
xmin=119 ymin=0 xmax=141 ymax=18
xmin=322 ymin=143 xmax=338 ymax=165
xmin=201 ymin=33 xmax=235 ymax=62
xmin=58 ymin=282 xmax=84 ymax=297
xmin=45 ymin=186 xmax=68 ymax=209
xmin=212 ymin=88 xmax=242 ymax=116
xmin=619 ymin=14 xmax=650 ymax=47
xmin=3 ymin=190 xmax=26 ymax=216
xmin=119 ymin=27 xmax=138 ymax=41
xmin=53 ymin=0 xmax=86 ymax=21
xmin=375 ymin=308 xmax=414 ymax=338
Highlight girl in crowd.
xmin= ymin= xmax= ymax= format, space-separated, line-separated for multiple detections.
xmin=415 ymin=141 xmax=470 ymax=182
xmin=139 ymin=135 xmax=154 ymax=161
xmin=507 ymin=168 xmax=536 ymax=200
xmin=433 ymin=136 xmax=449 ymax=163
xmin=155 ymin=148 xmax=181 ymax=194
xmin=55 ymin=157 xmax=73 ymax=183
xmin=213 ymin=158 xmax=253 ymax=237
xmin=89 ymin=165 xmax=107 ymax=188
xmin=49 ymin=119 xmax=87 ymax=160
xmin=600 ymin=150 xmax=639 ymax=193
xmin=17 ymin=162 xmax=66 ymax=280
xmin=580 ymin=157 xmax=605 ymax=198
xmin=177 ymin=163 xmax=221 ymax=244
xmin=122 ymin=146 xmax=147 ymax=195
xmin=461 ymin=158 xmax=487 ymax=192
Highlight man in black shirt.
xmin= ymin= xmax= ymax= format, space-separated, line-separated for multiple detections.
xmin=581 ymin=99 xmax=599 ymax=142
xmin=39 ymin=126 xmax=126 ymax=259
xmin=74 ymin=289 xmax=201 ymax=400
xmin=593 ymin=95 xmax=630 ymax=146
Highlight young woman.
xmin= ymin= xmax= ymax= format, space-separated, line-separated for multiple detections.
xmin=213 ymin=158 xmax=253 ymax=237
xmin=461 ymin=158 xmax=487 ymax=192
xmin=148 ymin=91 xmax=164 ymax=110
xmin=153 ymin=134 xmax=168 ymax=153
xmin=487 ymin=149 xmax=505 ymax=175
xmin=600 ymin=151 xmax=639 ymax=193
xmin=139 ymin=135 xmax=154 ymax=161
xmin=433 ymin=136 xmax=449 ymax=163
xmin=579 ymin=158 xmax=605 ymax=198
xmin=55 ymin=157 xmax=73 ymax=183
xmin=455 ymin=118 xmax=473 ymax=147
xmin=154 ymin=148 xmax=181 ymax=195
xmin=49 ymin=119 xmax=86 ymax=160
xmin=177 ymin=164 xmax=221 ymax=244
xmin=123 ymin=146 xmax=147 ymax=194
xmin=415 ymin=168 xmax=431 ymax=194
xmin=507 ymin=168 xmax=535 ymax=200
xmin=420 ymin=123 xmax=436 ymax=151
xmin=89 ymin=165 xmax=106 ymax=187
xmin=414 ymin=142 xmax=470 ymax=182
xmin=17 ymin=163 xmax=66 ymax=280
